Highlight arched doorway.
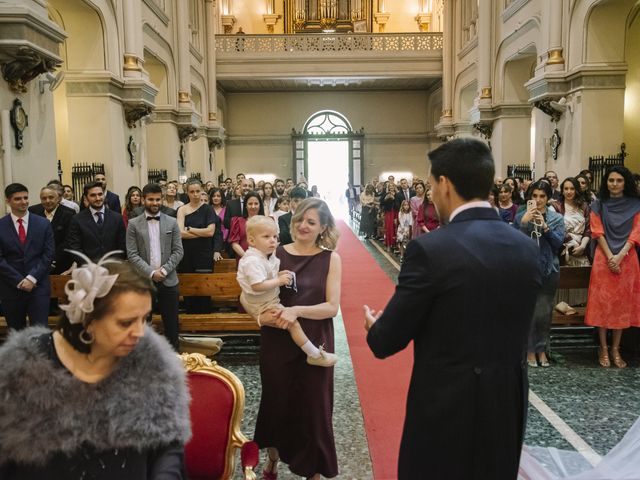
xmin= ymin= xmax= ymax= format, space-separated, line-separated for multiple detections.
xmin=292 ymin=110 xmax=364 ymax=218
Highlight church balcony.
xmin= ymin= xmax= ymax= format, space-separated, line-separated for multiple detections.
xmin=215 ymin=33 xmax=443 ymax=89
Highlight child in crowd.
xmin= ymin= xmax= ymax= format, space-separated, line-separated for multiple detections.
xmin=271 ymin=195 xmax=289 ymax=232
xmin=236 ymin=216 xmax=337 ymax=367
xmin=396 ymin=200 xmax=413 ymax=260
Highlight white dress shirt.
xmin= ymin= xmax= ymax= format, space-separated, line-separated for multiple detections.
xmin=449 ymin=201 xmax=493 ymax=222
xmin=61 ymin=198 xmax=80 ymax=213
xmin=45 ymin=207 xmax=58 ymax=222
xmin=10 ymin=211 xmax=29 ymax=236
xmin=90 ymin=206 xmax=106 ymax=223
xmin=146 ymin=213 xmax=162 ymax=270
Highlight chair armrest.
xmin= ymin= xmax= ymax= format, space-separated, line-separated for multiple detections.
xmin=241 ymin=441 xmax=259 ymax=480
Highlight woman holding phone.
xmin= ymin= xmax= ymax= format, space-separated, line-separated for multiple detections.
xmin=515 ymin=180 xmax=565 ymax=367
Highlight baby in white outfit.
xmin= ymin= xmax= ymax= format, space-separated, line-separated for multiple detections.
xmin=237 ymin=215 xmax=337 ymax=367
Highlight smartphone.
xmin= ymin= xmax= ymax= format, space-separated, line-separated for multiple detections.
xmin=527 ymin=200 xmax=536 ymax=212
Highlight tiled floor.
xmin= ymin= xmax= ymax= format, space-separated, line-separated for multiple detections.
xmin=214 ymin=222 xmax=640 ymax=478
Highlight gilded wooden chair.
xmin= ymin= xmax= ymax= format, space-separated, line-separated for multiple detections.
xmin=181 ymin=353 xmax=259 ymax=480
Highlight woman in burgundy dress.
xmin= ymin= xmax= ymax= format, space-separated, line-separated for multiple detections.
xmin=255 ymin=198 xmax=342 ymax=479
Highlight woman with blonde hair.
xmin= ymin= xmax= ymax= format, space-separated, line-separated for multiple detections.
xmin=255 ymin=198 xmax=341 ymax=480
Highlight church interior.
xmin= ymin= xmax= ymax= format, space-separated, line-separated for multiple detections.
xmin=1 ymin=0 xmax=640 ymax=478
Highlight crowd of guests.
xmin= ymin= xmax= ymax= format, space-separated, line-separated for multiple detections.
xmin=0 ymin=172 xmax=339 ymax=479
xmin=356 ymin=166 xmax=640 ymax=370
xmin=0 ymin=173 xmax=320 ymax=349
xmin=358 ymin=175 xmax=440 ymax=260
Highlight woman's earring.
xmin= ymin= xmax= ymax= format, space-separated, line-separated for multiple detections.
xmin=79 ymin=329 xmax=94 ymax=345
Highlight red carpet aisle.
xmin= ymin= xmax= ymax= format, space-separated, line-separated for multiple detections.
xmin=335 ymin=220 xmax=413 ymax=480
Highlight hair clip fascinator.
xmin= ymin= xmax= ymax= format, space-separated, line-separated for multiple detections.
xmin=59 ymin=251 xmax=122 ymax=325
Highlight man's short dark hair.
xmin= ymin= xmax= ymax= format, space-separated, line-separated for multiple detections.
xmin=275 ymin=178 xmax=284 ymax=185
xmin=5 ymin=183 xmax=28 ymax=199
xmin=142 ymin=183 xmax=163 ymax=197
xmin=428 ymin=138 xmax=495 ymax=201
xmin=289 ymin=186 xmax=308 ymax=200
xmin=83 ymin=181 xmax=104 ymax=197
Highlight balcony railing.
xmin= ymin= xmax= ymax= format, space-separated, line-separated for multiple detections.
xmin=215 ymin=33 xmax=443 ymax=54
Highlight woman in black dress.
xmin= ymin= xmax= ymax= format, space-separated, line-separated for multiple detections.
xmin=177 ymin=179 xmax=216 ymax=312
xmin=255 ymin=198 xmax=342 ymax=479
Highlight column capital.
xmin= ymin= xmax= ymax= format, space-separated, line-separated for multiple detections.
xmin=178 ymin=91 xmax=191 ymax=103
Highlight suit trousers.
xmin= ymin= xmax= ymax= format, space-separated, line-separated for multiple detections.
xmin=1 ymin=292 xmax=49 ymax=330
xmin=154 ymin=282 xmax=180 ymax=351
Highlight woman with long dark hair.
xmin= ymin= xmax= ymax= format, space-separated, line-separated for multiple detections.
xmin=585 ymin=166 xmax=640 ymax=368
xmin=381 ymin=183 xmax=399 ymax=251
xmin=122 ymin=186 xmax=142 ymax=228
xmin=557 ymin=177 xmax=591 ymax=266
xmin=359 ymin=184 xmax=377 ymax=239
xmin=228 ymin=191 xmax=265 ymax=258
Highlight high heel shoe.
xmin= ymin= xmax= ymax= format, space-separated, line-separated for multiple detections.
xmin=262 ymin=454 xmax=279 ymax=480
xmin=611 ymin=347 xmax=627 ymax=369
xmin=598 ymin=347 xmax=611 ymax=368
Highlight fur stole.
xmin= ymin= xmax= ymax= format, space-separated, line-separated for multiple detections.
xmin=0 ymin=326 xmax=191 ymax=465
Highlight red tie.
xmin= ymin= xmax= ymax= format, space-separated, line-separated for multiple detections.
xmin=17 ymin=218 xmax=26 ymax=245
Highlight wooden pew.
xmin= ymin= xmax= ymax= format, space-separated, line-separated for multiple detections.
xmin=0 ymin=268 xmax=257 ymax=336
xmin=551 ymin=266 xmax=592 ymax=326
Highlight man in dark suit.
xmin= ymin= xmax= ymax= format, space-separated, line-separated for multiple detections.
xmin=278 ymin=186 xmax=307 ymax=245
xmin=394 ymin=178 xmax=415 ymax=209
xmin=364 ymin=139 xmax=541 ymax=480
xmin=0 ymin=183 xmax=55 ymax=329
xmin=94 ymin=172 xmax=121 ymax=212
xmin=29 ymin=186 xmax=75 ymax=274
xmin=66 ymin=181 xmax=126 ymax=262
xmin=223 ymin=177 xmax=252 ymax=230
xmin=127 ymin=183 xmax=184 ymax=350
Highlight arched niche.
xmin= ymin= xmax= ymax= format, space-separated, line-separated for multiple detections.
xmin=144 ymin=50 xmax=170 ymax=105
xmin=48 ymin=0 xmax=119 ymax=74
xmin=143 ymin=23 xmax=178 ymax=107
xmin=458 ymin=80 xmax=477 ymax=122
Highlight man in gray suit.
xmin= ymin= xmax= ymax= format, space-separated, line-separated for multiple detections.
xmin=126 ymin=183 xmax=184 ymax=350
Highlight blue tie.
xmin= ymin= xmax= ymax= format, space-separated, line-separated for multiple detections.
xmin=95 ymin=211 xmax=103 ymax=226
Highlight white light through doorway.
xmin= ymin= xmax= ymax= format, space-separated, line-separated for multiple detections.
xmin=307 ymin=140 xmax=350 ymax=219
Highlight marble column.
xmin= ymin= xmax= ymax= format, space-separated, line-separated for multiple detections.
xmin=478 ymin=0 xmax=492 ymax=104
xmin=205 ymin=0 xmax=218 ymax=124
xmin=123 ymin=0 xmax=143 ymax=77
xmin=546 ymin=0 xmax=565 ymax=70
xmin=176 ymin=0 xmax=191 ymax=105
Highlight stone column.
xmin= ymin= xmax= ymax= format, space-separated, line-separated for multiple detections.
xmin=123 ymin=0 xmax=143 ymax=77
xmin=546 ymin=0 xmax=565 ymax=71
xmin=478 ymin=0 xmax=492 ymax=104
xmin=439 ymin=0 xmax=453 ymax=124
xmin=205 ymin=0 xmax=218 ymax=124
xmin=176 ymin=0 xmax=191 ymax=106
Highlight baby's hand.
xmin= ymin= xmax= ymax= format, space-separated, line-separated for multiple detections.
xmin=278 ymin=270 xmax=293 ymax=286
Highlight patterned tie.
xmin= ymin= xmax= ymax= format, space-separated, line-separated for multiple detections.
xmin=95 ymin=211 xmax=104 ymax=226
xmin=17 ymin=218 xmax=26 ymax=245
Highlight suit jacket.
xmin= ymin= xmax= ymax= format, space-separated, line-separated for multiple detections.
xmin=29 ymin=204 xmax=75 ymax=273
xmin=367 ymin=208 xmax=541 ymax=480
xmin=0 ymin=214 xmax=54 ymax=299
xmin=278 ymin=212 xmax=293 ymax=245
xmin=126 ymin=212 xmax=184 ymax=287
xmin=394 ymin=189 xmax=415 ymax=209
xmin=66 ymin=209 xmax=126 ymax=262
xmin=105 ymin=190 xmax=121 ymax=212
xmin=223 ymin=198 xmax=243 ymax=230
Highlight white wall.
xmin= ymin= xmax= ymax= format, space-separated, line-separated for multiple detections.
xmin=223 ymin=90 xmax=437 ymax=182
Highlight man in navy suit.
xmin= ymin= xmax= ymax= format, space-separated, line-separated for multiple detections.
xmin=94 ymin=172 xmax=121 ymax=212
xmin=66 ymin=181 xmax=126 ymax=262
xmin=394 ymin=178 xmax=415 ymax=210
xmin=0 ymin=183 xmax=55 ymax=330
xmin=364 ymin=139 xmax=541 ymax=480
